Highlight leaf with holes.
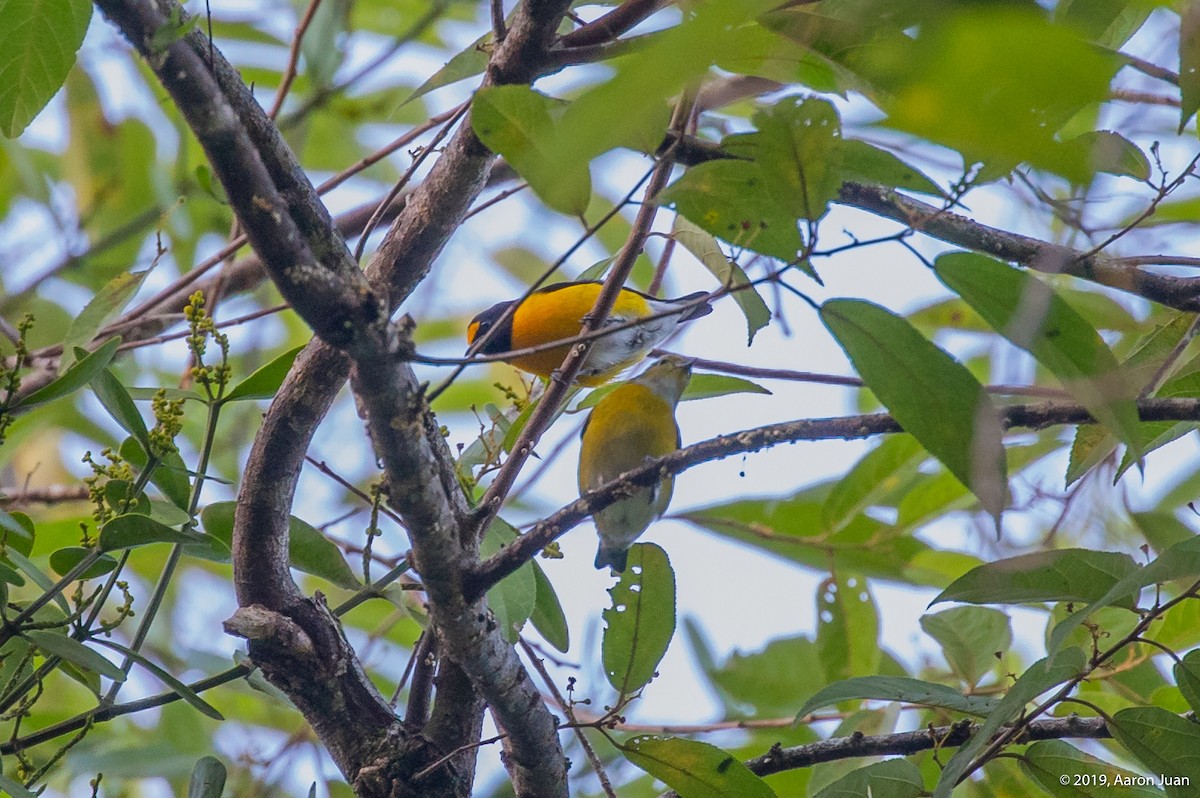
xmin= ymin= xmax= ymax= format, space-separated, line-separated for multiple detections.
xmin=602 ymin=543 xmax=676 ymax=695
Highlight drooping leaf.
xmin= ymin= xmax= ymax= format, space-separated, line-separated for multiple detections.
xmin=602 ymin=543 xmax=676 ymax=695
xmin=92 ymin=368 xmax=151 ymax=451
xmin=94 ymin=639 xmax=224 ymax=721
xmin=936 ymin=253 xmax=1141 ymax=457
xmin=621 ymin=736 xmax=777 ymax=798
xmin=821 ymin=298 xmax=1007 ymax=522
xmin=0 ymin=0 xmax=92 ymax=137
xmin=1174 ymin=649 xmax=1200 ymax=714
xmin=835 ymin=139 xmax=944 ymax=197
xmin=529 ymin=561 xmax=569 ymax=653
xmin=481 ymin=518 xmax=536 ymax=643
xmin=815 ymin=573 xmax=880 ymax=681
xmin=0 ymin=508 xmax=35 ymax=556
xmin=672 ymin=215 xmax=771 ymax=344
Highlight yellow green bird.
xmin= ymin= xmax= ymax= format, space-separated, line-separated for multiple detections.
xmin=578 ymin=355 xmax=693 ymax=571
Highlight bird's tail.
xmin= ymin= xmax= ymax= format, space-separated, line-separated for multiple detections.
xmin=595 ymin=544 xmax=630 ymax=573
xmin=673 ymin=291 xmax=713 ymax=322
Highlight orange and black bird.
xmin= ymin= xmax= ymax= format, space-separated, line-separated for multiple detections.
xmin=466 ymin=281 xmax=712 ymax=386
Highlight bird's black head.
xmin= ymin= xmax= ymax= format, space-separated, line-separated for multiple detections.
xmin=466 ymin=300 xmax=515 ymax=354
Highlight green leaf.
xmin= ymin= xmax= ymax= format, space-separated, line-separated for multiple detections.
xmin=920 ymin=607 xmax=1012 ymax=688
xmin=1048 ymin=536 xmax=1200 ymax=656
xmin=92 ymin=367 xmax=151 ymax=450
xmin=7 ymin=549 xmax=70 ymax=614
xmin=61 ymin=270 xmax=149 ymax=369
xmin=0 ymin=773 xmax=38 ymax=798
xmin=932 ymin=549 xmax=1140 ymax=608
xmin=603 ymin=543 xmax=676 ymax=695
xmin=935 ymin=253 xmax=1141 ymax=457
xmin=727 ymin=97 xmax=843 ymax=223
xmin=120 ymin=437 xmax=192 ymax=511
xmin=672 ymin=215 xmax=771 ymax=344
xmin=1181 ymin=3 xmax=1200 ymax=133
xmin=23 ymin=629 xmax=126 ymax=682
xmin=93 ymin=639 xmax=224 ymax=721
xmin=877 ymin=10 xmax=1120 ymax=183
xmin=822 ymin=434 xmax=924 ymax=533
xmin=698 ymin=634 xmax=825 ymax=717
xmin=662 ymin=159 xmax=807 ymax=264
xmin=813 ymin=759 xmax=924 ymax=798
xmin=682 ymin=489 xmax=940 ymax=585
xmin=796 ymin=675 xmax=997 ymax=720
xmin=549 ymin=0 xmax=779 ymax=166
xmin=816 ymin=574 xmax=880 ymax=681
xmin=49 ymin=546 xmax=117 ymax=580
xmin=681 ymin=374 xmax=772 ymax=401
xmin=405 ymin=30 xmax=489 ymax=105
xmin=0 ymin=0 xmax=92 ymax=137
xmin=481 ymin=518 xmax=536 ymax=643
xmin=1064 ymin=130 xmax=1150 ymax=181
xmin=187 ymin=755 xmax=228 ymax=798
xmin=821 ymin=298 xmax=1007 ymax=522
xmin=1174 ymin=649 xmax=1200 ymax=714
xmin=1021 ymin=740 xmax=1164 ymax=798
xmin=621 ymin=736 xmax=777 ymax=798
xmin=221 ymin=345 xmax=304 ymax=402
xmin=933 ymin=648 xmax=1088 ymax=798
xmin=0 ymin=508 xmax=35 ymax=556
xmin=99 ymin=514 xmax=207 ymax=551
xmin=200 ymin=502 xmax=360 ymax=590
xmin=13 ymin=336 xmax=121 ymax=410
xmin=471 ymin=86 xmax=590 ymax=215
xmin=1109 ymin=707 xmax=1200 ymax=797
xmin=529 ymin=562 xmax=569 ymax=653
xmin=835 ymin=139 xmax=944 ymax=197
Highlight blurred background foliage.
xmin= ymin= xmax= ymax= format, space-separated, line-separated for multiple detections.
xmin=3 ymin=0 xmax=1200 ymax=795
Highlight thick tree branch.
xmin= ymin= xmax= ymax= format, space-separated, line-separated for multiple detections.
xmin=351 ymin=324 xmax=568 ymax=797
xmin=558 ymin=0 xmax=667 ymax=47
xmin=837 ymin=183 xmax=1200 ymax=312
xmin=467 ymin=396 xmax=1200 ymax=596
xmin=95 ymin=0 xmax=577 ymax=793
